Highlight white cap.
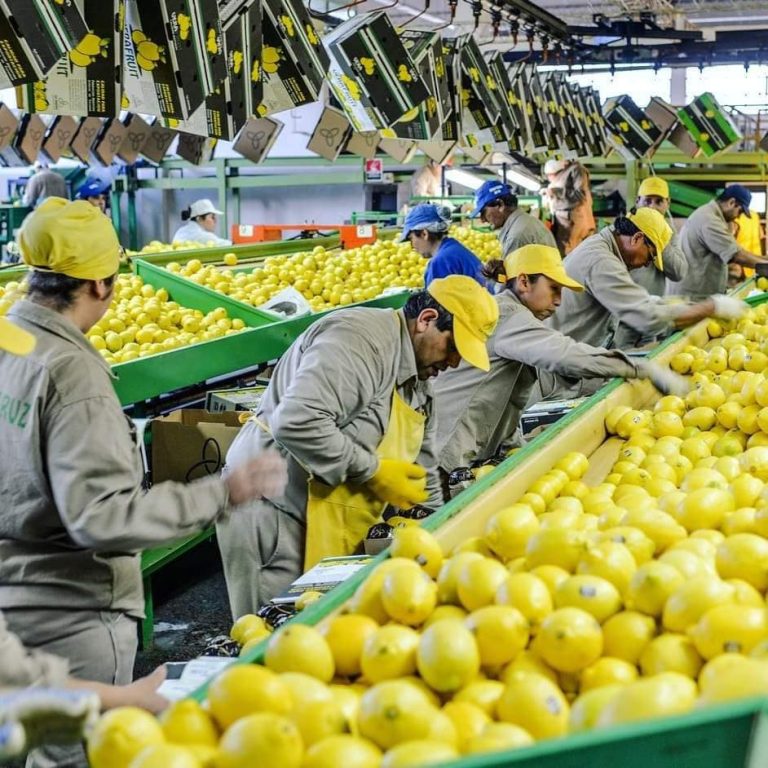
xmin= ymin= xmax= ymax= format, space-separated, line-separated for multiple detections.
xmin=189 ymin=198 xmax=223 ymax=218
xmin=544 ymin=158 xmax=568 ymax=176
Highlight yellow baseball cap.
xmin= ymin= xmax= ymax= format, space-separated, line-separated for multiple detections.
xmin=19 ymin=197 xmax=120 ymax=280
xmin=0 ymin=316 xmax=35 ymax=356
xmin=626 ymin=207 xmax=672 ymax=271
xmin=502 ymin=244 xmax=584 ymax=291
xmin=427 ymin=275 xmax=499 ymax=371
xmin=637 ymin=176 xmax=669 ymax=199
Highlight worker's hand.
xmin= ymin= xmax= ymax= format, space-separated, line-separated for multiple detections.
xmin=226 ymin=450 xmax=288 ymax=506
xmin=711 ymin=294 xmax=749 ymax=320
xmin=102 ymin=665 xmax=168 ymax=714
xmin=366 ymin=459 xmax=428 ymax=510
xmin=636 ymin=359 xmax=690 ymax=397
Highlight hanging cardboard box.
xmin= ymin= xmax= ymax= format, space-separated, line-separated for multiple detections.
xmin=222 ymin=0 xmax=260 ymax=137
xmin=603 ymin=93 xmax=661 ymax=160
xmin=117 ymin=113 xmax=151 ymax=164
xmin=141 ymin=118 xmax=176 ymax=163
xmin=70 ymin=116 xmax=102 ymax=163
xmin=16 ymin=0 xmax=123 ymax=119
xmin=677 ymin=92 xmax=741 ymax=157
xmin=307 ymin=105 xmax=351 ymax=162
xmin=324 ymin=12 xmax=429 ymax=132
xmin=460 ymin=36 xmax=502 ymax=132
xmin=256 ymin=0 xmax=329 ymax=116
xmin=510 ymin=64 xmax=549 ymax=154
xmin=440 ymin=38 xmax=462 ymax=143
xmin=343 ymin=130 xmax=379 ymax=159
xmin=419 ymin=139 xmax=455 ymax=165
xmin=176 ymin=131 xmax=217 ymax=164
xmin=0 ymin=14 xmax=45 ymax=87
xmin=487 ymin=53 xmax=524 ymax=153
xmin=41 ymin=115 xmax=78 ymax=162
xmin=14 ymin=113 xmax=46 ymax=165
xmin=0 ymin=105 xmax=19 ymax=167
xmin=379 ymin=137 xmax=417 ymax=164
xmin=645 ymin=95 xmax=699 ymax=157
xmin=232 ymin=116 xmax=283 ymax=163
xmin=91 ymin=116 xmax=127 ymax=166
xmin=581 ymin=86 xmax=608 ymax=157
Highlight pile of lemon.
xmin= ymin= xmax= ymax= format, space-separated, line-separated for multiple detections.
xmin=87 ymin=274 xmax=247 ymax=365
xmin=127 ymin=240 xmax=219 ymax=256
xmin=0 ymin=279 xmax=25 ymax=317
xmin=450 ymin=225 xmax=502 ymax=263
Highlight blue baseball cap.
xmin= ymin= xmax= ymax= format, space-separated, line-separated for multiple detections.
xmin=76 ymin=177 xmax=111 ymax=199
xmin=400 ymin=203 xmax=451 ymax=242
xmin=722 ymin=184 xmax=751 ymax=212
xmin=470 ymin=180 xmax=512 ymax=218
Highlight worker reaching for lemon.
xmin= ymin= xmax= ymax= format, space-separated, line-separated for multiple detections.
xmin=218 ymin=275 xmax=500 ymax=618
xmin=431 ymin=245 xmax=689 ymax=482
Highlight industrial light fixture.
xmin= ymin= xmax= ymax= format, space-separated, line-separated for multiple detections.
xmin=497 ymin=167 xmax=542 ymax=192
xmin=445 ymin=168 xmax=486 ymax=190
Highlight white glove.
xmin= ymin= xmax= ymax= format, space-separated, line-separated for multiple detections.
xmin=636 ymin=359 xmax=690 ymax=397
xmin=711 ymin=294 xmax=749 ymax=320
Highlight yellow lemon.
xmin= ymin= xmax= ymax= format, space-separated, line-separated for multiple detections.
xmin=569 ymin=685 xmax=624 ymax=732
xmin=483 ymin=504 xmax=540 ymax=562
xmin=675 ymin=487 xmax=735 ymax=532
xmin=465 ymin=722 xmax=534 ymax=754
xmin=602 ymin=611 xmax=657 ymax=664
xmin=380 ymin=561 xmax=437 ymax=625
xmin=624 ymin=561 xmax=685 ymax=617
xmin=435 ymin=552 xmax=483 ymax=605
xmin=525 ymin=528 xmax=588 ymax=572
xmin=88 ymin=707 xmax=165 ymax=768
xmin=360 ymin=624 xmax=419 ymax=683
xmin=452 ymin=679 xmax=505 ymax=715
xmin=657 ymin=549 xmax=716 ymax=580
xmin=223 ymin=252 xmax=238 ymax=266
xmin=639 ymin=633 xmax=703 ymax=678
xmin=715 ymin=533 xmax=768 ymax=591
xmin=536 ymin=607 xmax=603 ymax=673
xmin=159 ymin=700 xmax=218 ymax=746
xmin=496 ymin=672 xmax=569 ymax=739
xmin=465 ymin=605 xmax=529 ymax=667
xmin=265 ymin=624 xmax=335 ymax=682
xmin=318 ymin=614 xmax=378 ymax=678
xmin=495 ymin=572 xmax=553 ymax=632
xmin=689 ymin=604 xmax=768 ymax=659
xmin=597 ymin=527 xmax=655 ymax=565
xmin=207 ymin=665 xmax=291 ymax=729
xmin=441 ymin=701 xmax=489 ymax=752
xmin=576 ymin=540 xmax=636 ymax=594
xmin=456 ymin=557 xmax=509 ymax=611
xmin=390 ymin=526 xmax=444 ymax=578
xmin=597 ymin=673 xmax=697 ymax=726
xmin=280 ymin=672 xmax=332 ymax=711
xmin=580 ymin=657 xmax=637 ymax=691
xmin=302 ymin=735 xmax=381 ymax=768
xmin=423 ymin=605 xmax=467 ymax=627
xmin=128 ymin=745 xmax=201 ymax=768
xmin=554 ymin=574 xmax=621 ymax=624
xmin=662 ymin=576 xmax=736 ymax=633
xmin=289 ymin=698 xmax=347 ymax=747
xmin=554 ymin=451 xmax=590 ymax=479
xmin=216 ymin=713 xmax=302 ymax=768
xmin=619 ymin=509 xmax=687 ymax=553
xmin=380 ymin=740 xmax=458 ymax=767
xmin=698 ymin=656 xmax=768 ymax=705
xmin=416 ymin=619 xmax=480 ymax=692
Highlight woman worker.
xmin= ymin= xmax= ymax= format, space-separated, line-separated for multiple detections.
xmin=431 ymin=244 xmax=686 ymax=480
xmin=172 ymin=198 xmax=232 ymax=246
xmin=0 ymin=198 xmax=286 ymax=768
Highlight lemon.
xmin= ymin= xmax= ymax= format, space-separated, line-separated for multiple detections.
xmin=597 ymin=673 xmax=697 ymax=726
xmin=669 ymin=537 xmax=717 ymax=562
xmin=451 ymin=537 xmax=494 ymax=557
xmin=456 ymin=557 xmax=509 ymax=611
xmin=223 ymin=253 xmax=238 ymax=266
xmin=657 ymin=549 xmax=716 ymax=580
xmin=536 ymin=607 xmax=603 ymax=673
xmin=435 ymin=552 xmax=483 ymax=605
xmin=483 ymin=504 xmax=540 ymax=561
xmin=525 ymin=528 xmax=587 ymax=572
xmin=639 ymin=633 xmax=703 ymax=678
xmin=295 ymin=590 xmax=324 ymax=610
xmin=216 ymin=713 xmax=303 ymax=768
xmin=728 ymin=578 xmax=764 ymax=606
xmin=494 ymin=572 xmax=553 ymax=631
xmin=88 ymin=707 xmax=166 ymax=768
xmin=619 ymin=509 xmax=687 ymax=552
xmin=580 ymin=656 xmax=637 ymax=691
xmin=128 ymin=745 xmax=201 ymax=768
xmin=662 ymin=576 xmax=736 ymax=633
xmin=569 ymin=685 xmax=624 ymax=732
xmin=265 ymin=624 xmax=335 ymax=682
xmin=159 ymin=700 xmax=218 ymax=747
xmin=390 ymin=526 xmax=444 ymax=577
xmin=739 ymin=446 xmax=768 ymax=480
xmin=575 ymin=541 xmax=636 ymax=594
xmin=427 ymin=710 xmax=458 ymax=747
xmin=597 ymin=527 xmax=655 ymax=565
xmin=452 ymin=679 xmax=505 ymax=715
xmin=357 ymin=680 xmax=436 ymax=749
xmin=290 ymin=698 xmax=348 ymax=747
xmin=280 ymin=672 xmax=332 ymax=711
xmin=624 ymin=561 xmax=685 ymax=617
xmin=302 ymin=735 xmax=381 ymax=768
xmin=416 ymin=618 xmax=480 ymax=692
xmin=689 ymin=604 xmax=768 ymax=659
xmin=423 ymin=604 xmax=467 ymax=627
xmin=441 ymin=701 xmax=489 ymax=752
xmin=465 ymin=605 xmax=529 ymax=667
xmin=682 ymin=408 xmax=716 ymax=431
xmin=380 ymin=740 xmax=458 ymax=767
xmin=675 ymin=487 xmax=735 ymax=532
xmin=319 ymin=614 xmax=378 ymax=678
xmin=715 ymin=533 xmax=768 ymax=591
xmin=554 ymin=574 xmax=621 ymax=624
xmin=399 ymin=676 xmax=441 ymax=708
xmin=496 ymin=672 xmax=569 ymax=739
xmin=698 ymin=656 xmax=768 ymax=705
xmin=380 ymin=561 xmax=437 ymax=625
xmin=360 ymin=624 xmax=419 ymax=682
xmin=329 ymin=684 xmax=363 ymax=734
xmin=722 ymin=508 xmax=758 ymax=536
xmin=465 ymin=722 xmax=534 ymax=755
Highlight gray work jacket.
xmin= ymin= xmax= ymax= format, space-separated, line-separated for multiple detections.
xmin=498 ymin=208 xmax=557 ymax=257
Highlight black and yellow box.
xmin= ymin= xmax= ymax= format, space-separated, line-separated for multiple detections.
xmin=439 ymin=37 xmax=462 ymax=143
xmin=510 ymin=63 xmax=549 ymax=154
xmin=460 ymin=36 xmax=501 ymax=132
xmin=677 ymin=92 xmax=742 ymax=157
xmin=256 ymin=0 xmax=329 ymax=116
xmin=16 ymin=0 xmax=124 ymax=119
xmin=324 ymin=12 xmax=429 ymax=132
xmin=603 ymin=93 xmax=661 ymax=160
xmin=487 ymin=52 xmax=523 ymax=153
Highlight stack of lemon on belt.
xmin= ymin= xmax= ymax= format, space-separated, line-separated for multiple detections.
xmin=450 ymin=225 xmax=502 ymax=262
xmin=88 ymin=306 xmax=768 ymax=767
xmin=127 ymin=240 xmax=217 ymax=256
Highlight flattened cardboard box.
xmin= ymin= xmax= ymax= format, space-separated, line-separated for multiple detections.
xmin=256 ymin=0 xmax=329 ymax=116
xmin=677 ymin=92 xmax=742 ymax=157
xmin=15 ymin=113 xmax=46 ymax=165
xmin=603 ymin=93 xmax=661 ymax=160
xmin=176 ymin=131 xmax=217 ymax=164
xmin=117 ymin=112 xmax=151 ymax=164
xmin=0 ymin=0 xmax=88 ymax=80
xmin=419 ymin=139 xmax=455 ymax=165
xmin=222 ymin=0 xmax=260 ymax=137
xmin=91 ymin=116 xmax=127 ymax=166
xmin=232 ymin=116 xmax=283 ymax=163
xmin=0 ymin=13 xmax=43 ymax=87
xmin=324 ymin=12 xmax=429 ymax=132
xmin=440 ymin=38 xmax=462 ymax=142
xmin=509 ymin=63 xmax=548 ymax=154
xmin=460 ymin=36 xmax=502 ymax=131
xmin=0 ymin=104 xmax=19 ymax=167
xmin=307 ymin=105 xmax=351 ymax=162
xmin=487 ymin=53 xmax=523 ymax=152
xmin=42 ymin=115 xmax=78 ymax=162
xmin=343 ymin=130 xmax=379 ymax=159
xmin=379 ymin=137 xmax=416 ymax=164
xmin=582 ymin=86 xmax=608 ymax=156
xmin=70 ymin=116 xmax=102 ymax=163
xmin=645 ymin=96 xmax=699 ymax=156
xmin=16 ymin=0 xmax=124 ymax=119
xmin=141 ymin=118 xmax=176 ymax=163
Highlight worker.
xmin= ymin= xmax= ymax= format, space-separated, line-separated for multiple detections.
xmin=218 ymin=275 xmax=500 ymax=617
xmin=75 ymin=177 xmax=111 ymax=214
xmin=543 ymin=158 xmax=596 ymax=256
xmin=401 ymin=203 xmax=484 ymax=286
xmin=667 ymin=185 xmax=768 ymax=300
xmin=549 ymin=208 xmax=747 ymax=355
xmin=22 ymin=163 xmax=67 ymax=209
xmin=432 ymin=244 xmax=686 ymax=479
xmin=470 ymin=180 xmax=556 ymax=257
xmin=732 ymin=206 xmax=764 ymax=281
xmin=612 ymin=176 xmax=689 ymax=348
xmin=0 ymin=198 xmax=287 ymax=768
xmin=173 ymin=198 xmax=232 ymax=246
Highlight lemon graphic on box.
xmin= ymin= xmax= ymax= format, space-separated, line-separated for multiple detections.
xmin=280 ymin=14 xmax=295 ymax=37
xmin=132 ymin=30 xmax=166 ymax=72
xmin=33 ymin=82 xmax=48 ymax=111
xmin=306 ymin=24 xmax=319 ymax=45
xmin=397 ymin=64 xmax=413 ymax=82
xmin=359 ymin=57 xmax=375 ymax=76
xmin=206 ymin=28 xmax=220 ymax=55
xmin=231 ymin=49 xmax=243 ymax=75
xmin=177 ymin=12 xmax=191 ymax=40
xmin=468 ymin=65 xmax=480 ymax=82
xmin=261 ymin=46 xmax=282 ymax=75
xmin=69 ymin=31 xmax=110 ymax=67
xmin=341 ymin=73 xmax=361 ymax=101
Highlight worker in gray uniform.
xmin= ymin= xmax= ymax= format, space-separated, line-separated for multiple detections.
xmin=22 ymin=163 xmax=67 ymax=209
xmin=0 ymin=198 xmax=288 ymax=768
xmin=667 ymin=185 xmax=768 ymax=300
xmin=613 ymin=176 xmax=689 ymax=348
xmin=218 ymin=275 xmax=499 ymax=618
xmin=470 ymin=180 xmax=556 ymax=257
xmin=432 ymin=245 xmax=685 ymax=478
xmin=550 ymin=208 xmax=746 ymax=357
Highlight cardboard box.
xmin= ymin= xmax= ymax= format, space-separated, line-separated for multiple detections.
xmin=343 ymin=129 xmax=379 ymax=159
xmin=440 ymin=38 xmax=462 ymax=142
xmin=70 ymin=116 xmax=102 ymax=163
xmin=420 ymin=139 xmax=455 ymax=164
xmin=379 ymin=137 xmax=417 ymax=164
xmin=256 ymin=0 xmax=329 ymax=116
xmin=645 ymin=96 xmax=699 ymax=157
xmin=223 ymin=0 xmax=261 ymax=133
xmin=117 ymin=112 xmax=152 ymax=164
xmin=91 ymin=116 xmax=126 ymax=166
xmin=141 ymin=118 xmax=176 ymax=163
xmin=0 ymin=14 xmax=46 ymax=87
xmin=41 ymin=115 xmax=78 ymax=162
xmin=232 ymin=116 xmax=283 ymax=163
xmin=176 ymin=130 xmax=217 ymax=164
xmin=16 ymin=0 xmax=124 ymax=119
xmin=603 ymin=94 xmax=661 ymax=160
xmin=677 ymin=92 xmax=742 ymax=157
xmin=0 ymin=104 xmax=20 ymax=167
xmin=150 ymin=409 xmax=242 ymax=483
xmin=14 ymin=113 xmax=46 ymax=165
xmin=324 ymin=11 xmax=429 ymax=132
xmin=307 ymin=105 xmax=351 ymax=161
xmin=205 ymin=384 xmax=268 ymax=412
xmin=488 ymin=53 xmax=524 ymax=153
xmin=520 ymin=398 xmax=585 ymax=435
xmin=581 ymin=86 xmax=608 ymax=156
xmin=460 ymin=36 xmax=502 ymax=131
